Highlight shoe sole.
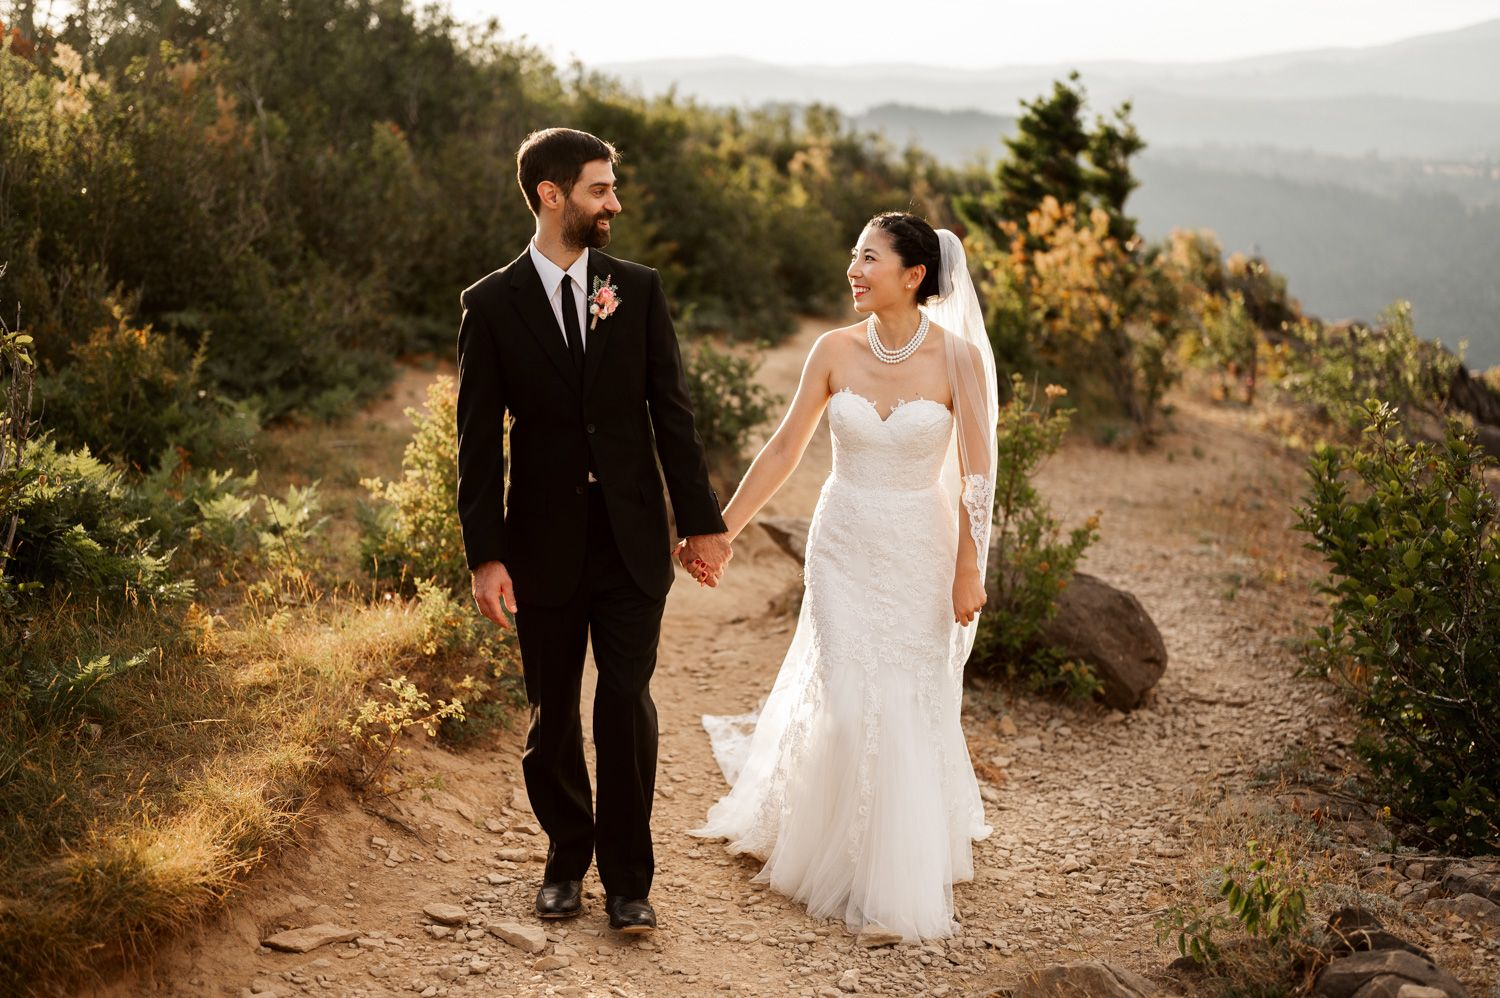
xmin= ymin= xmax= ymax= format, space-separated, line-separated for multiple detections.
xmin=613 ymin=923 xmax=654 ymax=935
xmin=536 ymin=909 xmax=582 ymax=920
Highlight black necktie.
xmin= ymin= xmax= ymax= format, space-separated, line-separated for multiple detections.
xmin=561 ymin=275 xmax=584 ymax=376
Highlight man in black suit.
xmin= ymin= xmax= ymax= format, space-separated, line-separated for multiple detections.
xmin=456 ymin=128 xmax=732 ymax=934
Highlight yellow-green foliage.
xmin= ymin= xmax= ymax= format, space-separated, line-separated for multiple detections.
xmin=969 ymin=374 xmax=1102 ymax=699
xmin=361 ymin=377 xmax=467 ymax=593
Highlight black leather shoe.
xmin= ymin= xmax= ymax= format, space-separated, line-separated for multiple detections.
xmin=534 ymin=880 xmax=583 ymax=919
xmin=605 ymin=894 xmax=656 ymax=934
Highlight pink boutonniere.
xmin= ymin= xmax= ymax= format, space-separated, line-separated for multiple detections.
xmin=588 ymin=275 xmax=620 ymax=330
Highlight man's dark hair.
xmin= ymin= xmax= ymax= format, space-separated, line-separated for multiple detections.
xmin=515 ymin=128 xmax=619 ymax=215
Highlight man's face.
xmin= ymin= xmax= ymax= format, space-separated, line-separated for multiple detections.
xmin=561 ymin=159 xmax=622 ymax=250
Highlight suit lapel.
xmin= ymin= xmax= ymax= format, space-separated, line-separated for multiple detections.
xmin=507 ymin=250 xmax=580 ymax=393
xmin=581 ymin=252 xmax=613 ymax=400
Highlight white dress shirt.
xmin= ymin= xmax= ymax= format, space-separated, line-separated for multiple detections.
xmin=528 ymin=240 xmax=590 ymax=350
xmin=528 ymin=240 xmax=598 ymax=481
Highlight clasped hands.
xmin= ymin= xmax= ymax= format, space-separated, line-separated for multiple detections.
xmin=673 ymin=532 xmax=733 ymax=588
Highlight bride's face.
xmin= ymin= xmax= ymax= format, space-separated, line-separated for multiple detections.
xmin=847 ymin=225 xmax=924 ymax=314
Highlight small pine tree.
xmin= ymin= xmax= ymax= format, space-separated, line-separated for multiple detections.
xmin=958 ymin=72 xmax=1144 ymax=250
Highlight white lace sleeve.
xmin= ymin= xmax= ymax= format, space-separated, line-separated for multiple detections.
xmin=961 ymin=473 xmax=992 ymax=554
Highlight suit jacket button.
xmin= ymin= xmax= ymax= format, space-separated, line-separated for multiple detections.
xmin=586 ymin=423 xmax=596 ymax=434
xmin=575 ymin=485 xmax=584 ymax=495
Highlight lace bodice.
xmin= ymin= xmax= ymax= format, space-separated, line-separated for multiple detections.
xmin=828 ymin=388 xmax=952 ymax=492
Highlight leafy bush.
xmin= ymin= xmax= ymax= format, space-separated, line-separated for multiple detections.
xmin=1196 ymin=291 xmax=1261 ymax=404
xmin=1295 ymin=399 xmax=1499 ymax=853
xmin=1156 ymin=839 xmax=1311 ymax=974
xmin=344 ymin=674 xmax=466 ymax=793
xmin=6 ymin=437 xmax=194 ymax=606
xmin=39 ymin=301 xmax=259 ymax=469
xmin=1281 ymin=302 xmax=1459 ymax=440
xmin=974 ymin=198 xmax=1188 ymax=439
xmin=681 ymin=339 xmax=780 ymax=479
xmin=361 ymin=376 xmax=467 ymax=593
xmin=970 ymin=374 xmax=1102 ymax=698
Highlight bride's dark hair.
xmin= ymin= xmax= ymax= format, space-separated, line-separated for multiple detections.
xmin=867 ymin=211 xmax=943 ymax=305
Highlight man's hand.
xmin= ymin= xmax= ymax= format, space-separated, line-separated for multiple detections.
xmin=676 ymin=532 xmax=733 ymax=588
xmin=472 ymin=560 xmax=518 ymax=628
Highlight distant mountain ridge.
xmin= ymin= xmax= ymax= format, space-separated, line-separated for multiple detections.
xmin=603 ymin=18 xmax=1500 ymax=110
xmin=601 ymin=20 xmax=1500 ymax=367
xmin=604 ymin=19 xmax=1500 ymax=159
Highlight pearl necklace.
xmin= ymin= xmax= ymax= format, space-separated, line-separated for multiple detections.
xmin=866 ymin=313 xmax=928 ymax=365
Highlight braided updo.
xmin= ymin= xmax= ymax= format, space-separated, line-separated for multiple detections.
xmin=867 ymin=211 xmax=943 ymax=305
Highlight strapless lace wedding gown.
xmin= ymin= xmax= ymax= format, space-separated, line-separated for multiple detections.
xmin=691 ymin=387 xmax=992 ymax=942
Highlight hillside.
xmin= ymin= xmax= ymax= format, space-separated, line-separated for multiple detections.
xmin=93 ymin=322 xmax=1500 ymax=997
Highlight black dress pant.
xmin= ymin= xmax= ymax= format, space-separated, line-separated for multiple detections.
xmin=513 ymin=482 xmax=666 ymax=899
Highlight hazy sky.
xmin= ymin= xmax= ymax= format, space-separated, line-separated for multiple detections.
xmin=447 ymin=0 xmax=1498 ymax=68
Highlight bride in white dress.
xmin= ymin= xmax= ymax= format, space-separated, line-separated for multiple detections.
xmin=687 ymin=212 xmax=999 ymax=942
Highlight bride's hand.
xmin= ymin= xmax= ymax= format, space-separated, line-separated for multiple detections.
xmin=952 ymin=571 xmax=987 ymax=627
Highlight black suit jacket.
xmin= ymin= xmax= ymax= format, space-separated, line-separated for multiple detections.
xmin=455 ymin=247 xmax=726 ymax=606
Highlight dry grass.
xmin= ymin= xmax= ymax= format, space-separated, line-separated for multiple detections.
xmin=0 ymin=385 xmax=515 ymax=995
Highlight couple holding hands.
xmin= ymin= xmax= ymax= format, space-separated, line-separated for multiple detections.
xmin=456 ymin=127 xmax=996 ymax=942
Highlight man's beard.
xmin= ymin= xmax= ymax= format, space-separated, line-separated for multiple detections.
xmin=562 ymin=197 xmax=614 ymax=250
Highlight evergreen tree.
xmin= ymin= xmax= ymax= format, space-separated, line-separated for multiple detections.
xmin=959 ymin=72 xmax=1144 ymax=248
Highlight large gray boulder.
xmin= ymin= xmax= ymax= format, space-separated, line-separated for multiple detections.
xmin=983 ymin=547 xmax=1167 ymax=708
xmin=1036 ymin=571 xmax=1167 ymax=709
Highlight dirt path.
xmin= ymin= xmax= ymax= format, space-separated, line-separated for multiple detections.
xmin=89 ymin=321 xmax=1486 ymax=997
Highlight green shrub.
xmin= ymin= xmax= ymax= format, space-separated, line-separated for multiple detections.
xmin=1197 ymin=291 xmax=1261 ymax=404
xmin=361 ymin=376 xmax=467 ymax=594
xmin=6 ymin=437 xmax=194 ymax=606
xmin=681 ymin=339 xmax=780 ymax=479
xmin=1281 ymin=302 xmax=1459 ymax=439
xmin=1156 ymin=839 xmax=1311 ymax=977
xmin=970 ymin=374 xmax=1102 ymax=697
xmin=1295 ymin=399 xmax=1499 ymax=853
xmin=39 ymin=301 xmax=259 ymax=470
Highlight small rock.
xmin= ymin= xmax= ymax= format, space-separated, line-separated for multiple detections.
xmin=998 ymin=715 xmax=1018 ymax=737
xmin=1013 ymin=961 xmax=1157 ymax=997
xmin=261 ymin=924 xmax=360 ymax=954
xmin=488 ymin=921 xmax=548 ymax=954
xmin=433 ymin=849 xmax=454 ymax=863
xmin=1423 ymin=892 xmax=1500 ymax=930
xmin=1015 ymin=735 xmax=1042 ymax=751
xmin=484 ymin=818 xmax=505 ymax=833
xmin=1059 ymin=855 xmax=1084 ymax=874
xmin=495 ymin=847 xmax=530 ymax=862
xmin=369 ymin=837 xmax=389 ymax=849
xmin=856 ymin=927 xmax=903 ymax=948
xmin=837 ymin=968 xmax=860 ymax=992
xmin=533 ymin=954 xmax=571 ymax=971
xmin=423 ymin=902 xmax=469 ymax=926
xmin=425 ymin=925 xmax=452 ymax=940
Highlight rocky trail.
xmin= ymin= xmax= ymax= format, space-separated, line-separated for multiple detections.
xmin=91 ymin=320 xmax=1500 ymax=998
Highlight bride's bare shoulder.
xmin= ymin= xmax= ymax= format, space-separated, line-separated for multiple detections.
xmin=808 ymin=322 xmax=864 ymax=359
